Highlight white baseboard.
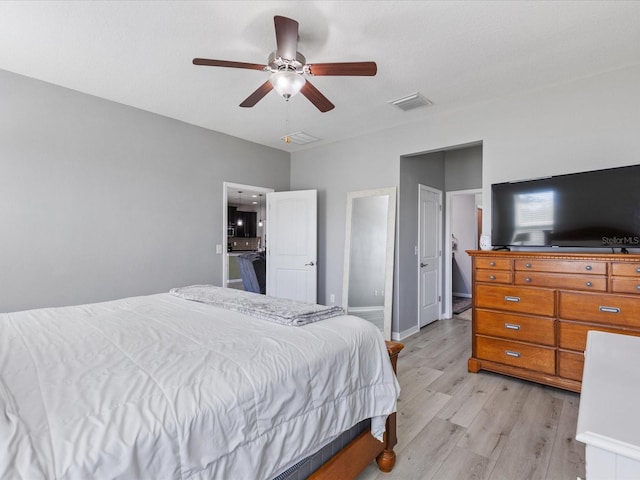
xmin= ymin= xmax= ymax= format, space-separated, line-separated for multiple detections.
xmin=392 ymin=324 xmax=420 ymax=341
xmin=452 ymin=292 xmax=472 ymax=298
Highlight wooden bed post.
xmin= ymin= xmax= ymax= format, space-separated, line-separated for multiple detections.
xmin=308 ymin=340 xmax=404 ymax=479
xmin=377 ymin=341 xmax=403 ymax=472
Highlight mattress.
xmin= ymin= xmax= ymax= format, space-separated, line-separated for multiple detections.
xmin=0 ymin=292 xmax=400 ymax=479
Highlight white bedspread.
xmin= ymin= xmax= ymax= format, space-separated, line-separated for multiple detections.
xmin=0 ymin=293 xmax=400 ymax=480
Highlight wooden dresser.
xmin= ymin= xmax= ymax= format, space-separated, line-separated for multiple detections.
xmin=467 ymin=250 xmax=640 ymax=392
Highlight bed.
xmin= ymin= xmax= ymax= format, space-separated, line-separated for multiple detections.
xmin=0 ymin=286 xmax=402 ymax=479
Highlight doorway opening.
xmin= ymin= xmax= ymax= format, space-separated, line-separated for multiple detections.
xmin=445 ymin=188 xmax=482 ymax=318
xmin=223 ymin=182 xmax=274 ymax=291
xmin=396 ymin=143 xmax=482 ymax=340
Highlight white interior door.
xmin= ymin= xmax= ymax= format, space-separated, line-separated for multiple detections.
xmin=266 ymin=190 xmax=317 ymax=303
xmin=419 ymin=185 xmax=442 ymax=328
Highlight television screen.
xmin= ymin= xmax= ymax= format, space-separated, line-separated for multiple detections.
xmin=491 ymin=164 xmax=640 ymax=248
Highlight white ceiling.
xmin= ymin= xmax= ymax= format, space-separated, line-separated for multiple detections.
xmin=2 ymin=1 xmax=640 ymax=153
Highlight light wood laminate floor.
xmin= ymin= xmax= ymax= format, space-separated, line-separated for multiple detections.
xmin=358 ymin=312 xmax=585 ymax=480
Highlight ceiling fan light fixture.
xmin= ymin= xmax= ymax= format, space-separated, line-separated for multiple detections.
xmin=269 ymin=70 xmax=306 ymax=99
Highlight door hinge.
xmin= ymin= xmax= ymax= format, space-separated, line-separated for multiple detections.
xmin=438 ymin=295 xmax=441 ymax=302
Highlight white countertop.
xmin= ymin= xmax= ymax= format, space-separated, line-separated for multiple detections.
xmin=576 ymin=331 xmax=640 ymax=461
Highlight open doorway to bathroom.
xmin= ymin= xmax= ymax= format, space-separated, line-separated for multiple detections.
xmin=446 ymin=188 xmax=482 ymax=318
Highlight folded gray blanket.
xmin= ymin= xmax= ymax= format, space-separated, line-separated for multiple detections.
xmin=170 ymin=285 xmax=345 ymax=326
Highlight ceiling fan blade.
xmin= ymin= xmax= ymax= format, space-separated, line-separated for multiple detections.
xmin=300 ymin=81 xmax=335 ymax=113
xmin=193 ymin=58 xmax=267 ymax=71
xmin=239 ymin=81 xmax=274 ymax=108
xmin=307 ymin=62 xmax=377 ymax=76
xmin=274 ymin=16 xmax=299 ymax=60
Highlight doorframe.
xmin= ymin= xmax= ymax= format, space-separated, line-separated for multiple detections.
xmin=444 ymin=188 xmax=482 ymax=318
xmin=417 ymin=184 xmax=443 ymax=331
xmin=223 ymin=182 xmax=274 ymax=289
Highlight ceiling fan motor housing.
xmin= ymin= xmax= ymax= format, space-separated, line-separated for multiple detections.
xmin=268 ymin=51 xmax=306 ymax=73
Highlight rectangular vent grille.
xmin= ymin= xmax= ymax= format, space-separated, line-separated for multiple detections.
xmin=281 ymin=131 xmax=321 ymax=145
xmin=388 ymin=92 xmax=433 ymax=111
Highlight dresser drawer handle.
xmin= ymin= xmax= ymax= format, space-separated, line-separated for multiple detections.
xmin=505 ymin=296 xmax=521 ymax=303
xmin=489 ymin=275 xmax=496 ymax=280
xmin=489 ymin=261 xmax=496 ymax=267
xmin=505 ymin=323 xmax=521 ymax=330
xmin=505 ymin=350 xmax=521 ymax=358
xmin=525 ymin=263 xmax=532 ymax=268
xmin=599 ymin=306 xmax=620 ymax=314
xmin=586 ymin=281 xmax=592 ymax=287
xmin=637 ymin=267 xmax=640 ymax=273
xmin=637 ymin=285 xmax=640 ymax=290
xmin=525 ymin=277 xmax=531 ymax=283
xmin=586 ymin=265 xmax=592 ymax=271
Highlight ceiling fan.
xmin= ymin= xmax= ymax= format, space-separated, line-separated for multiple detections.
xmin=193 ymin=15 xmax=377 ymax=113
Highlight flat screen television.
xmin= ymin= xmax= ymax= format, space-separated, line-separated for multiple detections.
xmin=491 ymin=164 xmax=640 ymax=249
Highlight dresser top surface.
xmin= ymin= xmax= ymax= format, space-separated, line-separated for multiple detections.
xmin=467 ymin=250 xmax=640 ymax=262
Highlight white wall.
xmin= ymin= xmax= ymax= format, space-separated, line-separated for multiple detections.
xmin=0 ymin=69 xmax=290 ymax=313
xmin=291 ymin=64 xmax=640 ymax=337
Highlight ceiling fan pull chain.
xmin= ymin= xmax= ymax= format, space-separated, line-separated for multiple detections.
xmin=284 ymin=101 xmax=291 ymax=143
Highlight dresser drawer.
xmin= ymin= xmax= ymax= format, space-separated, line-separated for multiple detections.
xmin=515 ymin=259 xmax=606 ymax=275
xmin=611 ymin=277 xmax=640 ymax=295
xmin=476 ymin=269 xmax=513 ymax=284
xmin=559 ymin=292 xmax=640 ymax=328
xmin=557 ymin=350 xmax=584 ymax=382
xmin=475 ymin=258 xmax=511 ymax=270
xmin=557 ymin=321 xmax=640 ymax=351
xmin=476 ymin=336 xmax=555 ymax=375
xmin=476 ymin=309 xmax=555 ymax=346
xmin=475 ymin=284 xmax=555 ymax=316
xmin=612 ymin=262 xmax=640 ymax=277
xmin=514 ymin=272 xmax=606 ymax=292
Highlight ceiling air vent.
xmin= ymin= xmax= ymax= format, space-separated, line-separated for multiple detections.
xmin=388 ymin=92 xmax=433 ymax=112
xmin=281 ymin=131 xmax=321 ymax=145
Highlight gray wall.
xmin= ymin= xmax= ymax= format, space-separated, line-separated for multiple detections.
xmin=445 ymin=145 xmax=483 ymax=191
xmin=0 ymin=69 xmax=290 ymax=313
xmin=291 ymin=64 xmax=640 ymax=339
xmin=289 ymin=142 xmax=400 ymax=307
xmin=5 ymin=60 xmax=640 ymax=336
